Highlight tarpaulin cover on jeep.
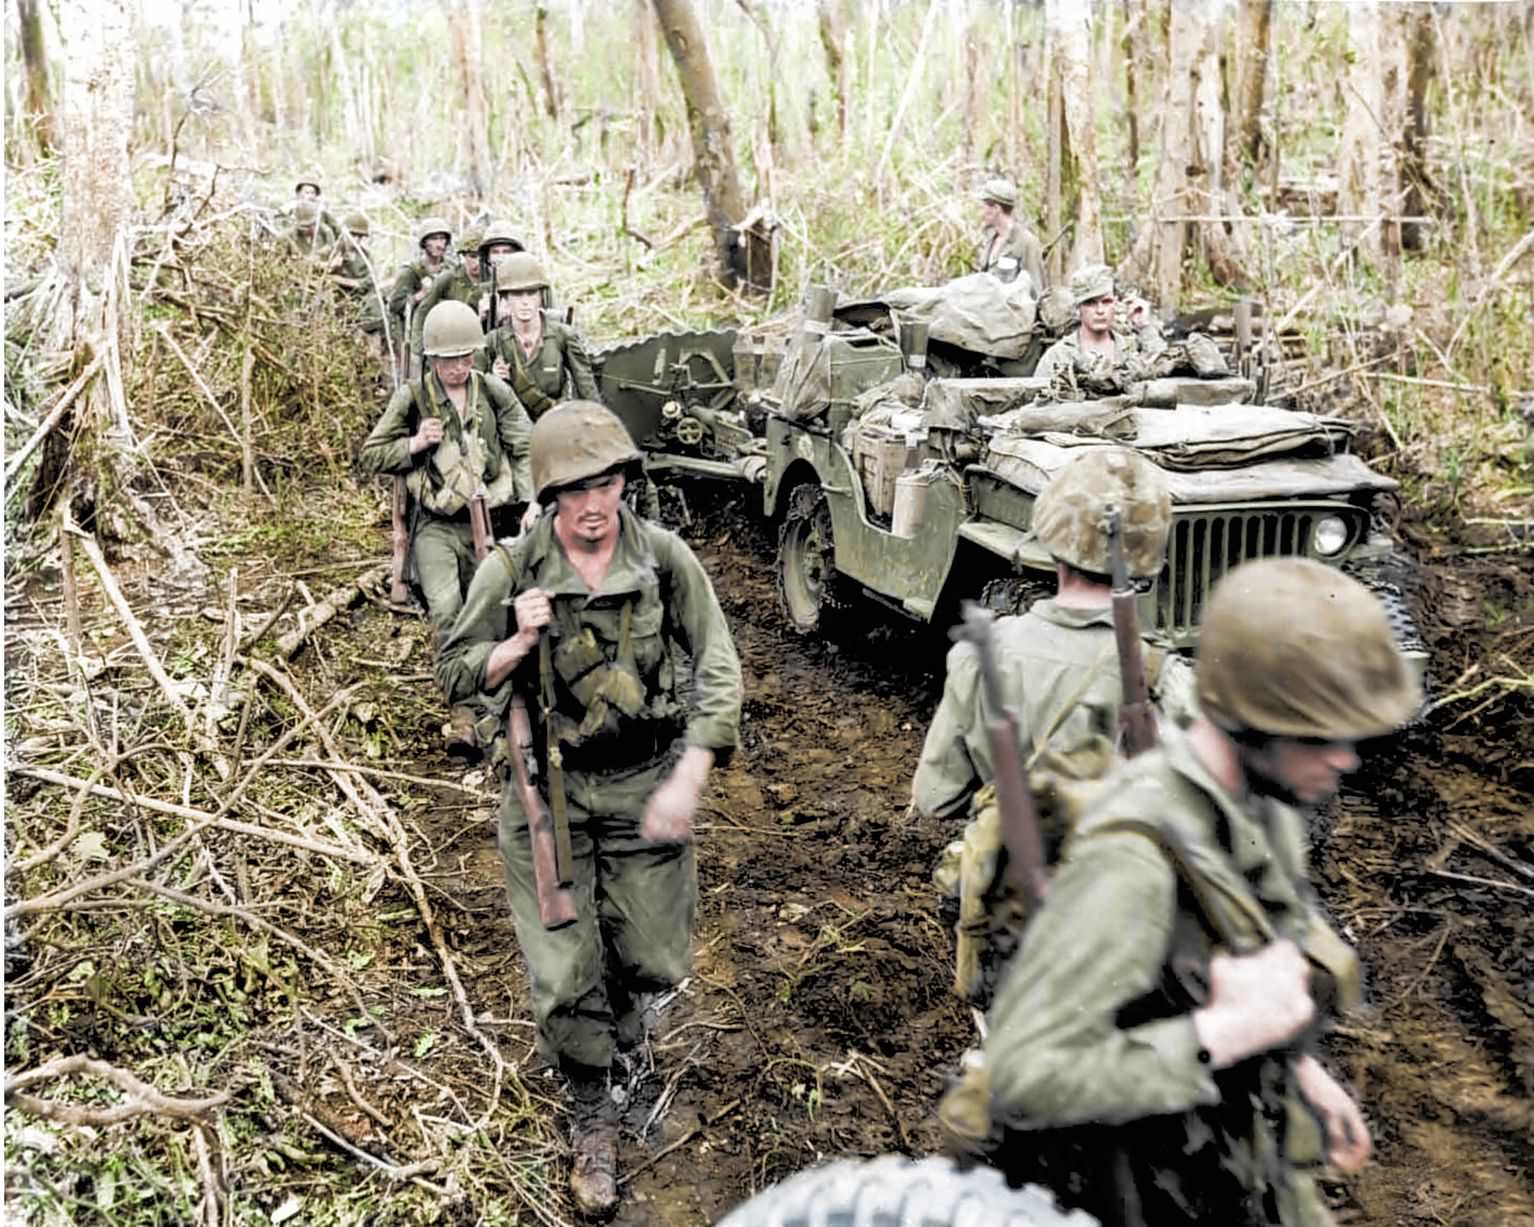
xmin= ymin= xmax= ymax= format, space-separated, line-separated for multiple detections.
xmin=839 ymin=274 xmax=1038 ymax=360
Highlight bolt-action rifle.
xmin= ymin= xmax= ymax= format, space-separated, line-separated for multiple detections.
xmin=958 ymin=602 xmax=1049 ymax=908
xmin=1104 ymin=507 xmax=1158 ymax=758
xmin=388 ymin=478 xmax=410 ymax=604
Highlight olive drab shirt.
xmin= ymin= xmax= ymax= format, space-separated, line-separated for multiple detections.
xmin=389 ymin=254 xmax=454 ymax=328
xmin=356 ymin=370 xmax=533 ymax=514
xmin=1032 ymin=322 xmax=1169 ymax=394
xmin=409 ymin=265 xmax=488 ymax=355
xmin=978 ymin=222 xmax=1046 ymax=297
xmin=329 ymin=237 xmax=383 ymax=331
xmin=435 ymin=506 xmax=742 ymax=773
xmin=475 ymin=319 xmax=600 ymax=418
xmin=912 ymin=599 xmax=1197 ymax=821
xmin=981 ymin=727 xmax=1360 ymax=1226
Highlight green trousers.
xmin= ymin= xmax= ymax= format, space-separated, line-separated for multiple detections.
xmin=411 ymin=515 xmax=478 ymax=630
xmin=496 ymin=752 xmax=696 ymax=1070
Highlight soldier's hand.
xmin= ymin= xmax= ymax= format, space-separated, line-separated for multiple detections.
xmin=1193 ymin=939 xmax=1314 ymax=1069
xmin=492 ymin=357 xmax=510 ymax=380
xmin=512 ymin=588 xmax=552 ymax=641
xmin=1126 ymin=296 xmax=1151 ymax=328
xmin=520 ymin=502 xmax=541 ymax=533
xmin=413 ymin=286 xmax=429 ymax=304
xmin=410 ymin=417 xmax=445 ymax=454
xmin=1295 ymin=1055 xmax=1373 ymax=1172
xmin=640 ymin=746 xmax=714 ymax=844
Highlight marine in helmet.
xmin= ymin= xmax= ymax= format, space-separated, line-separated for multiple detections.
xmin=911 ymin=448 xmax=1196 ymax=1003
xmin=476 ymin=218 xmax=527 ymax=279
xmin=388 ymin=215 xmax=456 ymax=348
xmin=1031 ymin=263 xmax=1167 ymax=394
xmin=285 ymin=199 xmax=336 ymax=259
xmin=972 ymin=558 xmax=1419 ymax=1226
xmin=436 ymin=401 xmax=742 ymax=1218
xmin=328 ymin=211 xmax=385 ymax=337
xmin=357 ymin=300 xmax=534 ymax=754
xmin=977 ymin=176 xmax=1046 ymax=296
xmin=475 ymin=253 xmax=600 ymax=418
xmin=288 ymin=170 xmax=340 ymax=246
xmin=409 ymin=231 xmax=486 ymax=360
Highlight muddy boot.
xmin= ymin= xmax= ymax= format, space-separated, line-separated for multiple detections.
xmin=567 ymin=1072 xmax=619 ymax=1220
xmin=442 ymin=706 xmax=482 ymax=762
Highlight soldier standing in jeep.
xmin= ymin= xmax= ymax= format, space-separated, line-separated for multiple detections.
xmin=965 ymin=559 xmax=1418 ymax=1227
xmin=977 ymin=176 xmax=1046 ymax=296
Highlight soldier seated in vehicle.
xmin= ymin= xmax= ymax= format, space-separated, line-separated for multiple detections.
xmin=476 ymin=253 xmax=600 ymax=420
xmin=912 ymin=448 xmax=1196 ymax=1007
xmin=357 ymin=300 xmax=534 ymax=757
xmin=957 ymin=558 xmax=1419 ymax=1227
xmin=1031 ymin=264 xmax=1167 ymax=396
xmin=977 ymin=177 xmax=1046 ymax=297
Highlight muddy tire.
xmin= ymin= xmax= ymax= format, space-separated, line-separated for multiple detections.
xmin=714 ymin=1155 xmax=1095 ymax=1227
xmin=777 ymin=484 xmax=854 ymax=636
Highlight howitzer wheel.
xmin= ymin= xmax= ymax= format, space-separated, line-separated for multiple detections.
xmin=777 ymin=485 xmax=855 ymax=636
xmin=713 ymin=1154 xmax=1096 ymax=1227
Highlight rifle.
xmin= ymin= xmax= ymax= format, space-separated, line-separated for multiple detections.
xmin=508 ymin=690 xmax=578 ymax=930
xmin=958 ymin=602 xmax=1049 ymax=908
xmin=1104 ymin=507 xmax=1158 ymax=758
xmin=469 ymin=494 xmax=493 ymax=562
xmin=388 ymin=477 xmax=410 ymax=604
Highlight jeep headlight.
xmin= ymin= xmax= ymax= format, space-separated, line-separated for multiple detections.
xmin=1313 ymin=515 xmax=1349 ymax=556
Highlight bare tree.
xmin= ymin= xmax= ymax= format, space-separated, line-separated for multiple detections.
xmin=651 ymin=0 xmax=772 ymax=293
xmin=17 ymin=0 xmax=56 ymax=156
xmin=446 ymin=0 xmax=493 ymax=198
xmin=816 ymin=0 xmax=849 ymax=145
xmin=1230 ymin=0 xmax=1272 ymax=171
xmin=535 ymin=4 xmax=562 ymax=123
xmin=1398 ymin=5 xmax=1437 ymax=251
xmin=1338 ymin=1 xmax=1393 ymax=263
xmin=1048 ymin=0 xmax=1105 ymax=271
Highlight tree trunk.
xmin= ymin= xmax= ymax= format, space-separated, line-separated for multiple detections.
xmin=1230 ymin=0 xmax=1271 ymax=170
xmin=634 ymin=0 xmax=663 ymax=155
xmin=1337 ymin=1 xmax=1391 ymax=264
xmin=1399 ymin=5 xmax=1436 ymax=251
xmin=1192 ymin=17 xmax=1246 ymax=283
xmin=1122 ymin=0 xmax=1141 ymax=174
xmin=651 ymin=0 xmax=772 ymax=294
xmin=535 ymin=4 xmax=561 ymax=123
xmin=60 ymin=1 xmax=132 ymax=291
xmin=1049 ymin=0 xmax=1105 ymax=270
xmin=17 ymin=0 xmax=56 ymax=155
xmin=816 ymin=0 xmax=848 ymax=146
xmin=447 ymin=0 xmax=493 ymax=199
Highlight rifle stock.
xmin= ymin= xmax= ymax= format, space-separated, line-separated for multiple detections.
xmin=509 ymin=693 xmax=577 ymax=930
xmin=469 ymin=495 xmax=492 ymax=562
xmin=1104 ymin=508 xmax=1158 ymax=758
xmin=388 ymin=476 xmax=410 ymax=604
xmin=959 ymin=603 xmax=1049 ymax=908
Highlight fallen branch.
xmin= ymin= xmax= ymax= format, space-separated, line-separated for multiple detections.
xmin=5 ymin=1055 xmax=228 ymax=1126
xmin=3 ymin=352 xmax=106 ymax=487
xmin=1446 ymin=227 xmax=1534 ymax=360
xmin=238 ymin=585 xmax=296 ymax=652
xmin=276 ymin=564 xmax=391 ymax=659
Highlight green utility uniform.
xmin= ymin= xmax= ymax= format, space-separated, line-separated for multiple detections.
xmin=1032 ymin=322 xmax=1169 ymax=394
xmin=410 ymin=266 xmax=487 ymax=357
xmin=978 ymin=222 xmax=1046 ymax=297
xmin=330 ymin=237 xmax=383 ymax=333
xmin=475 ymin=319 xmax=600 ymax=419
xmin=286 ymin=218 xmax=337 ymax=259
xmin=436 ymin=506 xmax=742 ymax=1070
xmin=977 ymin=726 xmax=1359 ymax=1227
xmin=356 ymin=370 xmax=533 ymax=627
xmin=389 ymin=255 xmax=453 ymax=344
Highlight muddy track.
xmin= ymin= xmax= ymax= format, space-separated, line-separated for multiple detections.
xmin=413 ymin=487 xmax=1531 ymax=1226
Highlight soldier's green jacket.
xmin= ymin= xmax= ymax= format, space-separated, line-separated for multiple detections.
xmin=286 ymin=218 xmax=338 ymax=258
xmin=1032 ymin=322 xmax=1168 ymax=388
xmin=475 ymin=320 xmax=600 ymax=416
xmin=982 ymin=726 xmax=1359 ymax=1225
xmin=912 ymin=599 xmax=1196 ymax=820
xmin=436 ymin=506 xmax=741 ymax=766
xmin=329 ymin=238 xmax=383 ymax=331
xmin=409 ymin=265 xmax=487 ymax=355
xmin=356 ymin=369 xmax=532 ymax=510
xmin=978 ymin=222 xmax=1046 ymax=297
xmin=388 ymin=255 xmax=454 ymax=323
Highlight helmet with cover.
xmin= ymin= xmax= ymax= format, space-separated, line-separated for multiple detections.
xmin=293 ymin=200 xmax=320 ymax=226
xmin=530 ymin=401 xmax=643 ymax=505
xmin=1031 ymin=447 xmax=1172 ymax=579
xmin=1197 ymin=557 xmax=1421 ymax=740
xmin=1070 ymin=263 xmax=1115 ymax=306
xmin=422 ymin=300 xmax=485 ymax=358
xmin=455 ymin=229 xmax=485 ymax=256
xmin=495 ymin=253 xmax=550 ymax=294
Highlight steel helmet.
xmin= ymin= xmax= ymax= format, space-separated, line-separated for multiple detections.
xmin=979 ymin=177 xmax=1017 ymax=209
xmin=1070 ymin=263 xmax=1115 ymax=305
xmin=293 ymin=200 xmax=320 ymax=225
xmin=294 ymin=171 xmax=323 ymax=196
xmin=478 ymin=219 xmax=527 ymax=266
xmin=342 ymin=210 xmax=369 ymax=237
xmin=455 ymin=229 xmax=485 ymax=256
xmin=1197 ymin=558 xmax=1421 ymax=740
xmin=1031 ymin=448 xmax=1172 ymax=578
xmin=422 ymin=301 xmax=485 ymax=358
xmin=495 ymin=253 xmax=550 ymax=294
xmin=415 ymin=216 xmax=452 ymax=248
xmin=530 ymin=401 xmax=642 ymax=504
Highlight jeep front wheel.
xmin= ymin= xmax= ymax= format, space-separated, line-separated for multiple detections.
xmin=777 ymin=484 xmax=852 ymax=635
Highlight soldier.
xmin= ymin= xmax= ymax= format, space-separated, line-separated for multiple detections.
xmin=357 ymin=300 xmax=533 ymax=755
xmin=409 ymin=231 xmax=485 ymax=362
xmin=436 ymin=401 xmax=742 ymax=1217
xmin=476 ymin=253 xmax=600 ymax=418
xmin=477 ymin=218 xmax=527 ymax=283
xmin=329 ymin=211 xmax=385 ymax=340
xmin=972 ymin=558 xmax=1418 ymax=1225
xmin=285 ymin=200 xmax=332 ymax=260
xmin=1032 ymin=263 xmax=1166 ymax=393
xmin=290 ymin=170 xmax=340 ymax=244
xmin=977 ymin=177 xmax=1046 ymax=296
xmin=389 ymin=216 xmax=455 ymax=366
xmin=912 ymin=448 xmax=1195 ymax=1003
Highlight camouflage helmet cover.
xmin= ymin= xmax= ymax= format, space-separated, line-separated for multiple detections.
xmin=342 ymin=210 xmax=369 ymax=236
xmin=415 ymin=215 xmax=452 ymax=248
xmin=1070 ymin=263 xmax=1115 ymax=306
xmin=530 ymin=401 xmax=643 ymax=504
xmin=1031 ymin=447 xmax=1172 ymax=578
xmin=1197 ymin=558 xmax=1421 ymax=740
xmin=495 ymin=252 xmax=550 ymax=293
xmin=979 ymin=177 xmax=1017 ymax=209
xmin=455 ymin=229 xmax=485 ymax=255
xmin=422 ymin=300 xmax=485 ymax=357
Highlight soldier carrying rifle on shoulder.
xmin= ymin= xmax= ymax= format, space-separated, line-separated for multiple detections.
xmin=435 ymin=401 xmax=742 ymax=1219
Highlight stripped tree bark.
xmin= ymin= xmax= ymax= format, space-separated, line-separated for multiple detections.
xmin=1337 ymin=1 xmax=1394 ymax=264
xmin=1048 ymin=0 xmax=1105 ymax=270
xmin=1230 ymin=0 xmax=1272 ymax=171
xmin=817 ymin=0 xmax=849 ymax=147
xmin=651 ymin=0 xmax=772 ymax=294
xmin=446 ymin=0 xmax=493 ymax=198
xmin=535 ymin=4 xmax=562 ymax=123
xmin=17 ymin=0 xmax=56 ymax=155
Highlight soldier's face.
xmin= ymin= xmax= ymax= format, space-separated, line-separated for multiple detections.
xmin=980 ymin=200 xmax=1001 ymax=228
xmin=296 ymin=184 xmax=319 ymax=201
xmin=1080 ymin=294 xmax=1117 ymax=338
xmin=431 ymin=354 xmax=474 ymax=390
xmin=504 ymin=289 xmax=541 ymax=322
xmin=486 ymin=243 xmax=514 ymax=266
xmin=1243 ymin=736 xmax=1360 ymax=806
xmin=462 ymin=253 xmax=482 ymax=279
xmin=423 ymin=235 xmax=448 ymax=260
xmin=555 ymin=472 xmax=625 ymax=549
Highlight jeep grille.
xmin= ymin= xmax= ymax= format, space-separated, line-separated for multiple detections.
xmin=1156 ymin=511 xmax=1316 ymax=646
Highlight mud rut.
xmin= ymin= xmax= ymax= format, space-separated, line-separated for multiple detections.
xmin=396 ymin=490 xmax=1530 ymax=1227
